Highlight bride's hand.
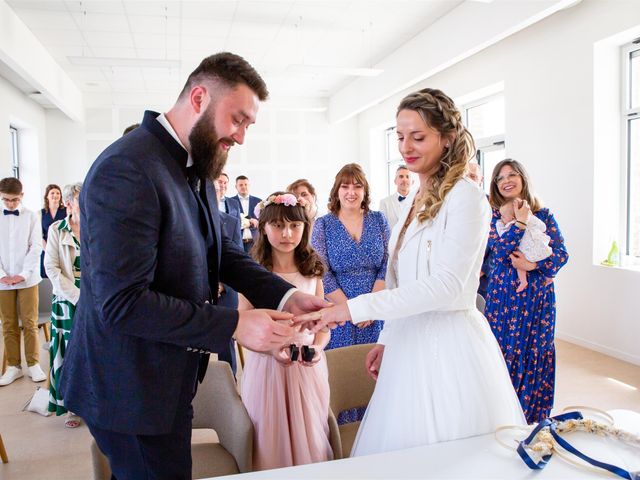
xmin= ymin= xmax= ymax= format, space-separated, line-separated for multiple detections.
xmin=294 ymin=303 xmax=351 ymax=333
xmin=365 ymin=345 xmax=385 ymax=380
xmin=356 ymin=320 xmax=374 ymax=329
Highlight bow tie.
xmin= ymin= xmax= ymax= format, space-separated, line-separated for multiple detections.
xmin=3 ymin=209 xmax=19 ymax=216
xmin=398 ymin=195 xmax=407 ymax=202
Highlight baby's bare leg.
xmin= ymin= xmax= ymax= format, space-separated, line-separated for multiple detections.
xmin=516 ymin=268 xmax=528 ymax=293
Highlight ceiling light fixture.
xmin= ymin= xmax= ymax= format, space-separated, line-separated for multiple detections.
xmin=286 ymin=64 xmax=383 ymax=77
xmin=67 ymin=56 xmax=180 ymax=69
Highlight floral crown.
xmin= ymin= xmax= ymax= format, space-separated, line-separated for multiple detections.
xmin=254 ymin=193 xmax=308 ymax=219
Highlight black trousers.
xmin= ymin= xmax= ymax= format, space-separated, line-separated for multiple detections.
xmin=89 ymin=416 xmax=192 ymax=480
xmin=88 ymin=362 xmax=198 ymax=479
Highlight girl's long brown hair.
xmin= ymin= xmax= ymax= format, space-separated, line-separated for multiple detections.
xmin=251 ymin=192 xmax=325 ymax=277
xmin=397 ymin=88 xmax=475 ymax=223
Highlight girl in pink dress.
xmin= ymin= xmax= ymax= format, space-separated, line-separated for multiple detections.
xmin=240 ymin=192 xmax=332 ymax=471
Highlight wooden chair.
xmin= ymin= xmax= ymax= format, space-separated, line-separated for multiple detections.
xmin=325 ymin=343 xmax=377 ymax=459
xmin=476 ymin=293 xmax=486 ymax=314
xmin=0 ymin=433 xmax=8 ymax=463
xmin=91 ymin=360 xmax=254 ymax=479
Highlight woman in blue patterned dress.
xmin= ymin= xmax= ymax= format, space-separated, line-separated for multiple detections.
xmin=483 ymin=159 xmax=568 ymax=424
xmin=311 ymin=163 xmax=390 ymax=423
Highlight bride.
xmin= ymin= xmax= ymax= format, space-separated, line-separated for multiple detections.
xmin=300 ymin=88 xmax=525 ymax=456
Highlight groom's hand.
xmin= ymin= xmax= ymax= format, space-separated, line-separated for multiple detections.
xmin=234 ymin=309 xmax=295 ymax=352
xmin=282 ymin=291 xmax=331 ymax=317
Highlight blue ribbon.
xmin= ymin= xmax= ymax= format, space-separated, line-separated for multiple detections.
xmin=516 ymin=411 xmax=638 ymax=480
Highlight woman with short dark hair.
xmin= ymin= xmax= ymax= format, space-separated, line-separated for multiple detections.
xmin=44 ymin=182 xmax=82 ymax=428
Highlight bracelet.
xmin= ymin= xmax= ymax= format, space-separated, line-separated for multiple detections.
xmin=516 ymin=220 xmax=527 ymax=228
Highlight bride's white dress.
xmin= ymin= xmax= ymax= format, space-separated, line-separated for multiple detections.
xmin=348 ymin=179 xmax=526 ymax=456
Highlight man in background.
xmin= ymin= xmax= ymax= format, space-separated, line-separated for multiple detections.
xmin=379 ymin=165 xmax=412 ymax=228
xmin=216 ymin=172 xmax=241 ymax=220
xmin=233 ymin=175 xmax=261 ymax=252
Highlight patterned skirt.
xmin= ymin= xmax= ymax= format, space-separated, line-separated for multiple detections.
xmin=48 ymin=295 xmax=75 ymax=415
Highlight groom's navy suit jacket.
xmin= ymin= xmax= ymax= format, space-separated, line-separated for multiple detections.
xmin=60 ymin=111 xmax=292 ymax=435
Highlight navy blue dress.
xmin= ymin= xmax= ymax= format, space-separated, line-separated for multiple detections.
xmin=311 ymin=211 xmax=390 ymax=423
xmin=41 ymin=207 xmax=67 ymax=278
xmin=484 ymin=207 xmax=568 ymax=424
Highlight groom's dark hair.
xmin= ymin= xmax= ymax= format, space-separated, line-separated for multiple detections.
xmin=178 ymin=52 xmax=268 ymax=102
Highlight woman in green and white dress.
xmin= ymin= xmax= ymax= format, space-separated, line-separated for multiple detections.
xmin=44 ymin=182 xmax=82 ymax=428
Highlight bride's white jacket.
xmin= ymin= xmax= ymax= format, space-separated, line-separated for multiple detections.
xmin=347 ymin=178 xmax=491 ymax=341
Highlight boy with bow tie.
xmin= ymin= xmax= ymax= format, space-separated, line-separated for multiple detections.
xmin=0 ymin=177 xmax=45 ymax=386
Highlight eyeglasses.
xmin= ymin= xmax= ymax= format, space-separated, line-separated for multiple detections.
xmin=1 ymin=197 xmax=21 ymax=205
xmin=494 ymin=172 xmax=521 ymax=184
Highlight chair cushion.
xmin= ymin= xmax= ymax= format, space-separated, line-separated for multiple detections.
xmin=192 ymin=443 xmax=240 ymax=479
xmin=339 ymin=421 xmax=361 ymax=458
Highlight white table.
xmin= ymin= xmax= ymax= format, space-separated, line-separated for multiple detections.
xmin=217 ymin=410 xmax=640 ymax=479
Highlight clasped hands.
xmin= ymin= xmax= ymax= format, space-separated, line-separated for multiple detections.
xmin=0 ymin=275 xmax=25 ymax=286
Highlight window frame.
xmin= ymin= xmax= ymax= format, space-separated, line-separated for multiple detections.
xmin=462 ymin=93 xmax=506 ymax=193
xmin=9 ymin=126 xmax=19 ymax=179
xmin=621 ymin=40 xmax=640 ymax=258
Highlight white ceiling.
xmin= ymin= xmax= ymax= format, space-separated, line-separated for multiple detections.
xmin=6 ymin=0 xmax=467 ymax=106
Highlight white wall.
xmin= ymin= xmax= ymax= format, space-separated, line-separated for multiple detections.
xmin=223 ymin=107 xmax=359 ymax=207
xmin=354 ymin=0 xmax=640 ymax=365
xmin=80 ymin=103 xmax=359 ymax=209
xmin=0 ymin=75 xmax=46 ymax=211
xmin=45 ymin=109 xmax=87 ymax=187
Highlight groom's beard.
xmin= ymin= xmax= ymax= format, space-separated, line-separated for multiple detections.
xmin=189 ymin=106 xmax=232 ymax=182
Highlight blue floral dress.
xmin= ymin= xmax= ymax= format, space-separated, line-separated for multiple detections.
xmin=484 ymin=207 xmax=568 ymax=424
xmin=311 ymin=211 xmax=390 ymax=424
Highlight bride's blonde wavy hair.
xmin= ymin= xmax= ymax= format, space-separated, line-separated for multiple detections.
xmin=398 ymin=88 xmax=475 ymax=223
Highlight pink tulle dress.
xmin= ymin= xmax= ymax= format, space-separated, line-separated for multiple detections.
xmin=240 ymin=272 xmax=333 ymax=471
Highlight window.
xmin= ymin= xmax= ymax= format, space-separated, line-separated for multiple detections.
xmin=9 ymin=126 xmax=19 ymax=179
xmin=384 ymin=126 xmax=420 ymax=195
xmin=385 ymin=127 xmax=404 ymax=194
xmin=462 ymin=95 xmax=505 ymax=194
xmin=623 ymin=41 xmax=640 ymax=258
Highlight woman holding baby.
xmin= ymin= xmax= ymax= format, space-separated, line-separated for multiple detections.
xmin=483 ymin=158 xmax=569 ymax=424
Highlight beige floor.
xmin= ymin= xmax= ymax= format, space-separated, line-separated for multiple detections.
xmin=0 ymin=336 xmax=639 ymax=480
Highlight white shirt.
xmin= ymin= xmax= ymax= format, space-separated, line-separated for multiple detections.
xmin=156 ymin=113 xmax=193 ymax=167
xmin=379 ymin=191 xmax=409 ymax=229
xmin=0 ymin=205 xmax=42 ymax=290
xmin=238 ymin=194 xmax=252 ymax=240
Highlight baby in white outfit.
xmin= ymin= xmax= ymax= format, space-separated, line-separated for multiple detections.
xmin=497 ymin=202 xmax=552 ymax=292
